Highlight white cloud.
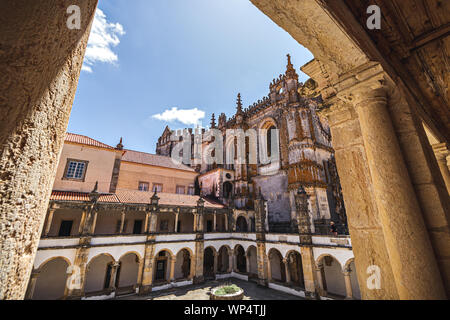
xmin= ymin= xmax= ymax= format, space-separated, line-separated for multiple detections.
xmin=152 ymin=108 xmax=206 ymax=126
xmin=82 ymin=8 xmax=125 ymax=73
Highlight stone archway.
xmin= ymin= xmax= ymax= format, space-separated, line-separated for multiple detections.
xmin=268 ymin=249 xmax=285 ymax=283
xmin=317 ymin=255 xmax=346 ymax=298
xmin=217 ymin=246 xmax=230 ymax=273
xmin=236 ymin=216 xmax=248 ymax=232
xmin=116 ymin=253 xmax=140 ymax=294
xmin=203 ymin=247 xmax=216 ymax=279
xmin=154 ymin=250 xmax=171 ymax=283
xmin=235 ymin=245 xmax=247 ymax=274
xmin=286 ymin=251 xmax=304 ymax=288
xmin=85 ymin=254 xmax=115 ymax=294
xmin=246 ymin=246 xmax=258 ymax=279
xmin=32 ymin=257 xmax=70 ymax=300
xmin=175 ymin=249 xmax=192 ymax=280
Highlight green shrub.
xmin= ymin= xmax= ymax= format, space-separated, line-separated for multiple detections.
xmin=214 ymin=284 xmax=241 ymax=296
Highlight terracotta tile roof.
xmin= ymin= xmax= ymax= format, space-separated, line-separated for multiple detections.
xmin=50 ymin=191 xmax=120 ymax=203
xmin=122 ymin=149 xmax=195 ymax=172
xmin=50 ymin=190 xmax=225 ymax=209
xmin=115 ymin=189 xmax=225 ymax=208
xmin=65 ymin=133 xmax=115 ymax=150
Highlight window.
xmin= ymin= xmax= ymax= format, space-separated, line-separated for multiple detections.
xmin=153 ymin=183 xmax=163 ymax=193
xmin=58 ymin=220 xmax=73 ymax=237
xmin=187 ymin=186 xmax=195 ymax=195
xmin=133 ymin=220 xmax=143 ymax=234
xmin=160 ymin=220 xmax=168 ymax=232
xmin=138 ymin=181 xmax=149 ymax=192
xmin=176 ymin=185 xmax=185 ymax=195
xmin=64 ymin=159 xmax=88 ymax=180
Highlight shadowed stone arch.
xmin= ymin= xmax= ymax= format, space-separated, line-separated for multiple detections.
xmin=234 ymin=244 xmax=247 ymax=273
xmin=217 ymin=245 xmax=230 ymax=273
xmin=175 ymin=248 xmax=193 ymax=280
xmin=316 ymin=254 xmax=346 ymax=298
xmin=268 ymin=248 xmax=285 ymax=283
xmin=286 ymin=250 xmax=305 ymax=288
xmin=203 ymin=246 xmax=216 ymax=279
xmin=85 ymin=253 xmax=115 ymax=294
xmin=31 ymin=257 xmax=70 ymax=300
xmin=246 ymin=245 xmax=258 ymax=278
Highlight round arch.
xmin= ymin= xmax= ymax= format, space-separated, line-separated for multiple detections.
xmin=85 ymin=253 xmax=115 ymax=294
xmin=32 ymin=257 xmax=70 ymax=300
xmin=236 ymin=215 xmax=248 ymax=232
xmin=316 ymin=254 xmax=346 ymax=298
xmin=116 ymin=252 xmax=140 ymax=292
xmin=234 ymin=244 xmax=246 ymax=273
xmin=246 ymin=245 xmax=258 ymax=278
xmin=268 ymin=248 xmax=285 ymax=283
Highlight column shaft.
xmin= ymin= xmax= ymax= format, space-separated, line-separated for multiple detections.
xmin=354 ymin=85 xmax=446 ymax=299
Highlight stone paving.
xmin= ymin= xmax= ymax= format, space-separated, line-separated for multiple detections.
xmin=115 ymin=279 xmax=304 ymax=300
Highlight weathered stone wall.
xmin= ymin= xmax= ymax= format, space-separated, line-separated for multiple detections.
xmin=0 ymin=0 xmax=98 ymax=300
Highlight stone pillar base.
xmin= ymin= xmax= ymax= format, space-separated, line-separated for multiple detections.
xmin=193 ymin=276 xmax=205 ymax=285
xmin=304 ymin=291 xmax=320 ymax=300
xmin=138 ymin=285 xmax=152 ymax=295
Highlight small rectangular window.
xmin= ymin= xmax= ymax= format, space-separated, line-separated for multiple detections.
xmin=64 ymin=159 xmax=88 ymax=181
xmin=138 ymin=182 xmax=149 ymax=192
xmin=133 ymin=220 xmax=143 ymax=234
xmin=176 ymin=185 xmax=185 ymax=195
xmin=153 ymin=183 xmax=163 ymax=193
xmin=160 ymin=220 xmax=168 ymax=232
xmin=58 ymin=220 xmax=73 ymax=237
xmin=187 ymin=186 xmax=195 ymax=195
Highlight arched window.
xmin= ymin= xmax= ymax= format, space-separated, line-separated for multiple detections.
xmin=267 ymin=125 xmax=276 ymax=158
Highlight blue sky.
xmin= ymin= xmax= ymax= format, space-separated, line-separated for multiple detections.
xmin=69 ymin=0 xmax=313 ymax=153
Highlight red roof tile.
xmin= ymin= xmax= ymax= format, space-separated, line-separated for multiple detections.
xmin=122 ymin=149 xmax=195 ymax=172
xmin=115 ymin=189 xmax=224 ymax=208
xmin=65 ymin=133 xmax=115 ymax=150
xmin=50 ymin=190 xmax=225 ymax=209
xmin=50 ymin=191 xmax=120 ymax=203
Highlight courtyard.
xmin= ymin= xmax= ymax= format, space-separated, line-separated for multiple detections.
xmin=115 ymin=279 xmax=304 ymax=300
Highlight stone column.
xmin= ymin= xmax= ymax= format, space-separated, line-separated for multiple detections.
xmin=266 ymin=256 xmax=272 ymax=282
xmin=109 ymin=262 xmax=120 ymax=290
xmin=24 ymin=270 xmax=40 ymax=300
xmin=169 ymin=256 xmax=176 ymax=282
xmin=139 ymin=238 xmax=155 ymax=295
xmin=213 ymin=252 xmax=218 ymax=276
xmin=43 ymin=209 xmax=56 ymax=237
xmin=300 ymin=247 xmax=319 ymax=299
xmin=228 ymin=251 xmax=234 ymax=273
xmin=343 ymin=269 xmax=353 ymax=299
xmin=193 ymin=214 xmax=198 ymax=232
xmin=315 ymin=264 xmax=327 ymax=297
xmin=0 ymin=0 xmax=98 ymax=300
xmin=432 ymin=143 xmax=450 ymax=193
xmin=90 ymin=211 xmax=98 ymax=235
xmin=189 ymin=255 xmax=196 ymax=280
xmin=174 ymin=213 xmax=179 ymax=233
xmin=283 ymin=259 xmax=291 ymax=285
xmin=119 ymin=210 xmax=126 ymax=234
xmin=352 ymin=82 xmax=446 ymax=299
xmin=246 ymin=255 xmax=250 ymax=274
xmin=65 ymin=238 xmax=90 ymax=299
xmin=213 ymin=213 xmax=217 ymax=232
xmin=143 ymin=211 xmax=150 ymax=234
xmin=78 ymin=209 xmax=87 ymax=235
xmin=224 ymin=214 xmax=228 ymax=232
xmin=233 ymin=252 xmax=237 ymax=272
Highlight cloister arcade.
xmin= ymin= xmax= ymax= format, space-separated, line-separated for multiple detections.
xmin=28 ymin=239 xmax=359 ymax=300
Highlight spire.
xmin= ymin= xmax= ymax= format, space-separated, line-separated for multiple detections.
xmin=210 ymin=113 xmax=216 ymax=128
xmin=236 ymin=93 xmax=243 ymax=115
xmin=285 ymin=54 xmax=299 ymax=80
xmin=116 ymin=137 xmax=124 ymax=150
